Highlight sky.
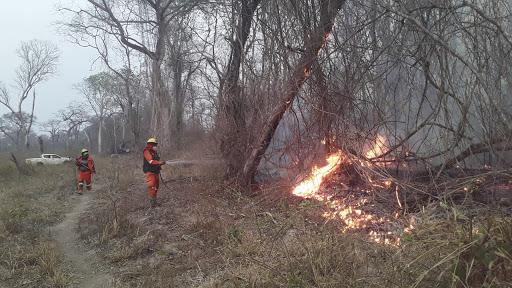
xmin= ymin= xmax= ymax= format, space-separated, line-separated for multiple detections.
xmin=0 ymin=0 xmax=99 ymax=130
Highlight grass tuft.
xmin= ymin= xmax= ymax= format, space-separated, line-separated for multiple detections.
xmin=0 ymin=153 xmax=74 ymax=287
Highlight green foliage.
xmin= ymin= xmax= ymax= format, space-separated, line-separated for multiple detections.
xmin=228 ymin=226 xmax=244 ymax=244
xmin=451 ymin=218 xmax=512 ymax=287
xmin=287 ymin=272 xmax=308 ymax=288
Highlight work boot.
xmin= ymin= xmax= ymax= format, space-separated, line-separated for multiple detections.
xmin=150 ymin=198 xmax=157 ymax=208
xmin=77 ymin=183 xmax=84 ymax=195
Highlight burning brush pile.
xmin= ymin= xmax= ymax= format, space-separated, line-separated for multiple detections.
xmin=289 ymin=135 xmax=512 ymax=247
xmin=291 ymin=137 xmax=417 ymax=245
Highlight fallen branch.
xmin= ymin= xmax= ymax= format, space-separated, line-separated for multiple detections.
xmin=10 ymin=153 xmax=30 ymax=175
xmin=438 ymin=139 xmax=512 ymax=172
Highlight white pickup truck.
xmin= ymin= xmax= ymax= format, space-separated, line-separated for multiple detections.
xmin=25 ymin=154 xmax=72 ymax=165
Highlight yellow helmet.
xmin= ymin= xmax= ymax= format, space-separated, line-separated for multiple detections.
xmin=147 ymin=137 xmax=158 ymax=144
xmin=81 ymin=148 xmax=89 ymax=154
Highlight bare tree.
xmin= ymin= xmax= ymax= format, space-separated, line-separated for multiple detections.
xmin=217 ymin=0 xmax=262 ymax=177
xmin=62 ymin=23 xmax=144 ymax=148
xmin=41 ymin=119 xmax=63 ymax=144
xmin=242 ymin=0 xmax=347 ymax=185
xmin=0 ymin=112 xmax=29 ymax=146
xmin=167 ymin=15 xmax=204 ymax=150
xmin=56 ymin=0 xmax=512 ymax=193
xmin=63 ymin=0 xmax=200 ymax=149
xmin=0 ymin=40 xmax=59 ymax=149
xmin=76 ymin=73 xmax=116 ymax=154
xmin=59 ymin=103 xmax=89 ymax=152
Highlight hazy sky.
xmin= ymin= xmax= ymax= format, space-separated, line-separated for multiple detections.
xmin=0 ymin=0 xmax=99 ymax=130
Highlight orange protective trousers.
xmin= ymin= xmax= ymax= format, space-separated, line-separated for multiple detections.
xmin=145 ymin=172 xmax=159 ymax=198
xmin=77 ymin=171 xmax=92 ymax=190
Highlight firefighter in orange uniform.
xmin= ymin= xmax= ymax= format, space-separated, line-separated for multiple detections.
xmin=143 ymin=138 xmax=165 ymax=207
xmin=75 ymin=148 xmax=96 ymax=194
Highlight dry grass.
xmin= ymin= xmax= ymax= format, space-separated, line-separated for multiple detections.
xmin=190 ymin=201 xmax=511 ymax=288
xmin=77 ymin=156 xmax=152 ymax=259
xmin=0 ymin=152 xmax=75 ymax=287
xmin=219 ymin=191 xmax=511 ymax=288
xmin=71 ymin=151 xmax=512 ymax=288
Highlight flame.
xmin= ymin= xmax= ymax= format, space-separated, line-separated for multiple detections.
xmin=291 ymin=140 xmax=414 ymax=246
xmin=322 ymin=198 xmax=401 ymax=244
xmin=292 ymin=151 xmax=343 ymax=198
xmin=365 ymin=134 xmax=388 ymax=159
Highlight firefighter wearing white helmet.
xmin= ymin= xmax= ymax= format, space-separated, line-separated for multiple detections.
xmin=143 ymin=137 xmax=165 ymax=207
xmin=75 ymin=148 xmax=96 ymax=194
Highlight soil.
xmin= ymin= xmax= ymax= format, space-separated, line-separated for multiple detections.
xmin=52 ymin=185 xmax=114 ymax=288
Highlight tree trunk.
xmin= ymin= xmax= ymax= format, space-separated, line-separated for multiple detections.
xmin=134 ymin=99 xmax=141 ymax=147
xmin=98 ymin=118 xmax=103 ymax=154
xmin=151 ymin=58 xmax=171 ymax=149
xmin=24 ymin=132 xmax=30 ymax=150
xmin=122 ymin=118 xmax=126 ymax=142
xmin=38 ymin=136 xmax=44 ymax=154
xmin=113 ymin=116 xmax=118 ymax=153
xmin=125 ymin=78 xmax=140 ymax=148
xmin=150 ymin=9 xmax=171 ymax=149
xmin=66 ymin=132 xmax=71 ymax=153
xmin=124 ymin=49 xmax=140 ymax=148
xmin=84 ymin=130 xmax=92 ymax=151
xmin=219 ymin=0 xmax=261 ymax=177
xmin=242 ymin=0 xmax=346 ymax=186
xmin=25 ymin=90 xmax=36 ymax=150
xmin=10 ymin=153 xmax=28 ymax=175
xmin=313 ymin=59 xmax=332 ymax=149
xmin=126 ymin=89 xmax=138 ymax=146
xmin=172 ymin=51 xmax=185 ymax=150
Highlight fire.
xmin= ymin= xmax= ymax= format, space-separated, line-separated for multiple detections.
xmin=291 ymin=138 xmax=414 ymax=246
xmin=292 ymin=151 xmax=343 ymax=198
xmin=322 ymin=198 xmax=401 ymax=244
xmin=365 ymin=134 xmax=388 ymax=159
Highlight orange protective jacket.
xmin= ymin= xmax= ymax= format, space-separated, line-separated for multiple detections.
xmin=143 ymin=146 xmax=164 ymax=174
xmin=76 ymin=156 xmax=96 ymax=173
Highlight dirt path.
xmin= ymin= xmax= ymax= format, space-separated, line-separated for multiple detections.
xmin=52 ymin=189 xmax=113 ymax=288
